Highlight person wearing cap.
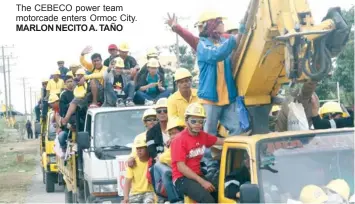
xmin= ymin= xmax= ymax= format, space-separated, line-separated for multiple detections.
xmin=123 ymin=137 xmax=154 ymax=204
xmin=153 ymin=117 xmax=185 ymax=203
xmin=170 ymin=103 xmax=224 ymax=203
xmin=165 ymin=12 xmax=236 ymax=52
xmin=103 ymin=44 xmax=119 ymax=67
xmin=135 ymin=48 xmax=165 ymax=84
xmin=102 ymin=57 xmax=135 ymax=107
xmin=224 ymin=152 xmax=251 ymax=200
xmin=310 ymin=94 xmax=354 ymax=129
xmin=46 ymin=70 xmax=65 ymax=97
xmin=135 ymin=58 xmax=170 ymax=105
xmin=167 ymin=68 xmax=198 ymax=122
xmin=299 ymin=185 xmax=329 ymax=204
xmin=56 ymin=60 xmax=69 ymax=80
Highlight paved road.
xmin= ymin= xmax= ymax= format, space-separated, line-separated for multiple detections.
xmin=25 ymin=165 xmax=64 ymax=203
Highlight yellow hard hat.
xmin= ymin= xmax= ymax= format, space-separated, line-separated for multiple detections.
xmin=174 ymin=68 xmax=192 ymax=81
xmin=155 ymin=98 xmax=168 ymax=109
xmin=41 ymin=78 xmax=49 ymax=83
xmin=167 ymin=117 xmax=186 ymax=131
xmin=147 ymin=58 xmax=160 ymax=68
xmin=112 ymin=57 xmax=125 ymax=68
xmin=75 ymin=68 xmax=86 ymax=75
xmin=326 ymin=179 xmax=350 ymax=200
xmin=271 ymin=105 xmax=281 ymax=113
xmin=66 ymin=71 xmax=74 ymax=78
xmin=299 ymin=185 xmax=328 ymax=204
xmin=319 ymin=102 xmax=343 ymax=118
xmin=147 ymin=48 xmax=159 ymax=57
xmin=73 ymin=85 xmax=87 ymax=98
xmin=53 ymin=70 xmax=61 ymax=75
xmin=119 ymin=42 xmax=129 ymax=52
xmin=134 ymin=137 xmax=147 ymax=148
xmin=224 ymin=20 xmax=239 ymax=32
xmin=48 ymin=94 xmax=59 ymax=104
xmin=185 ymin=103 xmax=206 ymax=118
xmin=198 ymin=10 xmax=226 ymax=24
xmin=142 ymin=108 xmax=157 ymax=121
xmin=69 ymin=63 xmax=81 ymax=68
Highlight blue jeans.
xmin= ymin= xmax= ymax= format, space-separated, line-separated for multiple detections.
xmin=153 ymin=162 xmax=182 ymax=203
xmin=134 ymin=90 xmax=171 ymax=105
xmin=58 ymin=131 xmax=69 ymax=149
xmin=41 ymin=100 xmax=48 ymax=119
xmin=202 ymin=101 xmax=242 ymax=173
xmin=103 ymin=80 xmax=135 ymax=107
xmin=35 ymin=105 xmax=41 ymax=121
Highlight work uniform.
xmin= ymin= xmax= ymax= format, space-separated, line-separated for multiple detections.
xmin=167 ymin=88 xmax=198 ymax=121
xmin=171 ymin=129 xmax=218 ymax=203
xmin=46 ymin=79 xmax=64 ymax=96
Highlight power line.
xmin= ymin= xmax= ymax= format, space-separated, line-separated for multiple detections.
xmin=0 ymin=45 xmax=15 ymax=118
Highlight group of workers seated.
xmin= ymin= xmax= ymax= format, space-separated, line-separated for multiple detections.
xmin=32 ymin=9 xmax=354 ymax=204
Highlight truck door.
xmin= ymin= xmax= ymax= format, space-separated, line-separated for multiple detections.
xmin=83 ymin=113 xmax=93 ymax=180
xmin=218 ymin=143 xmax=253 ymax=203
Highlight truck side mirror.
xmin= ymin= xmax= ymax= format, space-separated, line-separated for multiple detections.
xmin=240 ymin=184 xmax=260 ymax=203
xmin=77 ymin=131 xmax=90 ymax=149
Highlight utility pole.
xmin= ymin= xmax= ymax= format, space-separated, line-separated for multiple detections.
xmin=0 ymin=45 xmax=15 ymax=118
xmin=22 ymin=77 xmax=28 ymax=115
xmin=29 ymin=86 xmax=33 ymax=121
xmin=7 ymin=56 xmax=17 ymax=118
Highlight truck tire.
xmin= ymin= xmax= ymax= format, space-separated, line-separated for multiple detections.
xmin=45 ymin=172 xmax=55 ymax=192
xmin=65 ymin=185 xmax=73 ymax=203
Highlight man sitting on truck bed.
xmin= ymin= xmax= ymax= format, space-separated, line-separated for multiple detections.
xmin=102 ymin=57 xmax=135 ymax=107
xmin=123 ymin=137 xmax=154 ymax=204
xmin=171 ymin=103 xmax=224 ymax=203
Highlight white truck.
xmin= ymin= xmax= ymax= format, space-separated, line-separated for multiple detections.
xmin=57 ymin=106 xmax=151 ymax=203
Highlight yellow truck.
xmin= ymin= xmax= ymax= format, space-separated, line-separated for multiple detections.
xmin=40 ymin=110 xmax=62 ymax=192
xmin=57 ymin=106 xmax=151 ymax=203
xmin=185 ymin=128 xmax=354 ymax=203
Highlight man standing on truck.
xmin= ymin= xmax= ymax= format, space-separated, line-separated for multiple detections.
xmin=102 ymin=57 xmax=135 ymax=107
xmin=103 ymin=44 xmax=119 ymax=67
xmin=56 ymin=60 xmax=69 ymax=80
xmin=46 ymin=70 xmax=64 ymax=97
xmin=135 ymin=58 xmax=170 ymax=105
xmin=167 ymin=68 xmax=198 ymax=121
xmin=171 ymin=103 xmax=225 ymax=203
xmin=123 ymin=137 xmax=154 ymax=204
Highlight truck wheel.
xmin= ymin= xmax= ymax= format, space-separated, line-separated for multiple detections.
xmin=45 ymin=172 xmax=55 ymax=192
xmin=65 ymin=185 xmax=73 ymax=203
xmin=42 ymin=168 xmax=45 ymax=184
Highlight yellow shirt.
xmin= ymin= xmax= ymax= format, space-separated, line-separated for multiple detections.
xmin=159 ymin=148 xmax=171 ymax=166
xmin=80 ymin=55 xmax=94 ymax=71
xmin=46 ymin=79 xmax=64 ymax=95
xmin=200 ymin=43 xmax=229 ymax=106
xmin=125 ymin=158 xmax=154 ymax=195
xmin=84 ymin=66 xmax=107 ymax=86
xmin=167 ymin=88 xmax=198 ymax=121
xmin=130 ymin=132 xmax=146 ymax=157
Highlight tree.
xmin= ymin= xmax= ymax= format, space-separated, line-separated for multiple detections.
xmin=316 ymin=7 xmax=354 ymax=106
xmin=168 ymin=44 xmax=196 ymax=70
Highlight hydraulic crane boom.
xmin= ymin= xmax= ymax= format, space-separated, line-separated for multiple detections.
xmin=232 ymin=0 xmax=350 ymax=134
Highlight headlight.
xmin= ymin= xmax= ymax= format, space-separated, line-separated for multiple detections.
xmin=92 ymin=184 xmax=117 ymax=193
xmin=48 ymin=155 xmax=56 ymax=163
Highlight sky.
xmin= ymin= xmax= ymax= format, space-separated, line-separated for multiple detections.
xmin=0 ymin=0 xmax=353 ymax=113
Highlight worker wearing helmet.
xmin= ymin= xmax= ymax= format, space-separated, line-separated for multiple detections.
xmin=165 ymin=11 xmax=242 ymax=52
xmin=103 ymin=44 xmax=119 ymax=67
xmin=117 ymin=42 xmax=140 ymax=80
xmin=68 ymin=64 xmax=82 ymax=76
xmin=123 ymin=137 xmax=154 ymax=204
xmin=34 ymin=78 xmax=49 ymax=122
xmin=323 ymin=179 xmax=351 ymax=203
xmin=311 ymin=95 xmax=354 ymax=129
xmin=135 ymin=58 xmax=171 ymax=105
xmin=299 ymin=185 xmax=329 ymax=204
xmin=102 ymin=57 xmax=135 ymax=107
xmin=170 ymin=103 xmax=224 ymax=203
xmin=46 ymin=70 xmax=64 ymax=97
xmin=153 ymin=117 xmax=185 ymax=203
xmin=134 ymin=47 xmax=165 ymax=85
xmin=167 ymin=68 xmax=198 ymax=122
xmin=56 ymin=60 xmax=69 ymax=80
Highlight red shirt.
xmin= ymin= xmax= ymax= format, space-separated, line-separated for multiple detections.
xmin=171 ymin=129 xmax=217 ymax=181
xmin=173 ymin=24 xmax=231 ymax=52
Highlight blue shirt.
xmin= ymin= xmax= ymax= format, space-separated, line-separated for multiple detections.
xmin=146 ymin=74 xmax=159 ymax=95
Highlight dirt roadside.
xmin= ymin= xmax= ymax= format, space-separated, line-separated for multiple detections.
xmin=0 ymin=138 xmax=38 ymax=203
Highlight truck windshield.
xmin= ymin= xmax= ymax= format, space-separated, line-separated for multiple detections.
xmin=257 ymin=130 xmax=354 ymax=203
xmin=94 ymin=109 xmax=146 ymax=148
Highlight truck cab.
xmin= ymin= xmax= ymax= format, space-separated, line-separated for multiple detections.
xmin=68 ymin=106 xmax=151 ymax=203
xmin=217 ymin=128 xmax=354 ymax=203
